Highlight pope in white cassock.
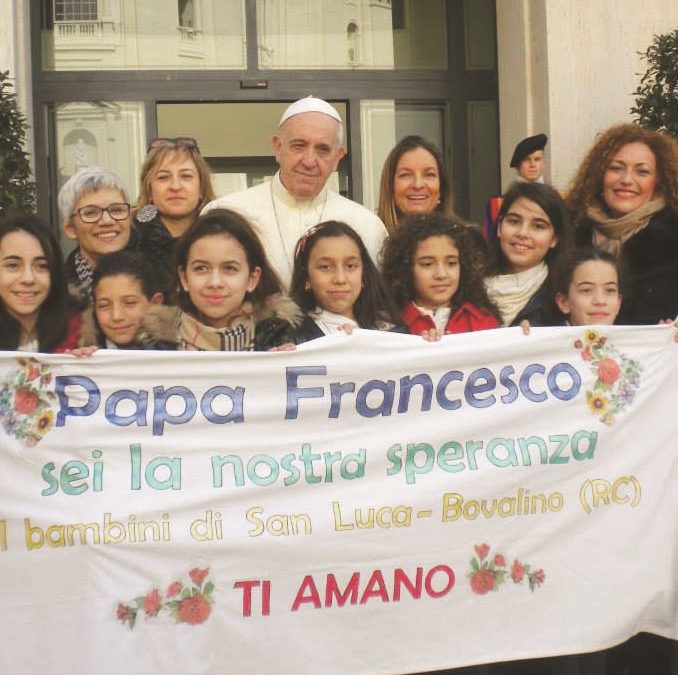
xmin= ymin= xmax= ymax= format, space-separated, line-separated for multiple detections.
xmin=202 ymin=96 xmax=388 ymax=288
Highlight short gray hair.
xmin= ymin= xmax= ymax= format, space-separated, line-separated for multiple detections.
xmin=58 ymin=166 xmax=129 ymax=222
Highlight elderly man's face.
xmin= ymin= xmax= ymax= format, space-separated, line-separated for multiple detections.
xmin=272 ymin=112 xmax=346 ymax=201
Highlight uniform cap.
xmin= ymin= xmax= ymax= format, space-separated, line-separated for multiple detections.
xmin=510 ymin=133 xmax=548 ymax=167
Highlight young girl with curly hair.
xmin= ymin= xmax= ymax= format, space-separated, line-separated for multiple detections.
xmin=381 ymin=212 xmax=500 ymax=338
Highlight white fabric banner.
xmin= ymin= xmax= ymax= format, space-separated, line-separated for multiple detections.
xmin=1 ymin=326 xmax=677 ymax=675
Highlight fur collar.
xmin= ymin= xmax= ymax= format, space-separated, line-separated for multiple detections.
xmin=140 ymin=293 xmax=302 ymax=346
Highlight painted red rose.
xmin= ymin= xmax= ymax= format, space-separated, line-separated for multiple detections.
xmin=470 ymin=569 xmax=495 ymax=595
xmin=598 ymin=357 xmax=621 ymax=385
xmin=117 ymin=603 xmax=130 ymax=623
xmin=189 ymin=567 xmax=209 ymax=586
xmin=144 ymin=588 xmax=161 ymax=616
xmin=14 ymin=388 xmax=39 ymax=414
xmin=474 ymin=543 xmax=490 ymax=561
xmin=511 ymin=560 xmax=524 ymax=583
xmin=533 ymin=569 xmax=546 ymax=584
xmin=573 ymin=339 xmax=583 ymax=349
xmin=166 ymin=581 xmax=182 ymax=598
xmin=178 ymin=595 xmax=211 ymax=625
xmin=493 ymin=554 xmax=506 ymax=567
xmin=581 ymin=347 xmax=593 ymax=362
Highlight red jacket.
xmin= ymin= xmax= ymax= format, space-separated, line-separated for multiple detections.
xmin=52 ymin=314 xmax=82 ymax=353
xmin=402 ymin=301 xmax=499 ymax=336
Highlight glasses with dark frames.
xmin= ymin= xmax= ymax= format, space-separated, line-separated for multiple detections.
xmin=146 ymin=137 xmax=200 ymax=153
xmin=72 ymin=203 xmax=131 ymax=224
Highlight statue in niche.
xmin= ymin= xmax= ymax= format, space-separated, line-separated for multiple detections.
xmin=73 ymin=138 xmax=90 ymax=171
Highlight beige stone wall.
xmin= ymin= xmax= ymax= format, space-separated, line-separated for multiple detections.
xmin=497 ymin=0 xmax=677 ymax=193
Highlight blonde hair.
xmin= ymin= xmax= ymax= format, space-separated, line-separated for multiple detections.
xmin=137 ymin=146 xmax=216 ymax=212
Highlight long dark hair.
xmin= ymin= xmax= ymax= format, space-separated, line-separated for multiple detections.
xmin=290 ymin=220 xmax=403 ymax=329
xmin=173 ymin=208 xmax=283 ymax=316
xmin=487 ymin=182 xmax=572 ymax=276
xmin=382 ymin=212 xmax=500 ymax=320
xmin=0 ymin=214 xmax=70 ymax=351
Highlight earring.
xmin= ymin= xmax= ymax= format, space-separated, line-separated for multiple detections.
xmin=304 ymin=281 xmax=310 ymax=291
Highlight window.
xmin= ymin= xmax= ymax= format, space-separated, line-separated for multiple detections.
xmin=32 ymin=0 xmax=498 ymax=225
xmin=54 ymin=0 xmax=97 ymax=21
xmin=178 ymin=0 xmax=196 ymax=29
xmin=347 ymin=22 xmax=359 ymax=65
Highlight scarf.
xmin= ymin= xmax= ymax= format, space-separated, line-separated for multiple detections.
xmin=485 ymin=262 xmax=548 ymax=326
xmin=586 ymin=197 xmax=666 ymax=257
xmin=74 ymin=250 xmax=95 ymax=294
xmin=178 ymin=311 xmax=256 ymax=351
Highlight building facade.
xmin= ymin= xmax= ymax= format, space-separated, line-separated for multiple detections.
xmin=1 ymin=0 xmax=676 ymax=234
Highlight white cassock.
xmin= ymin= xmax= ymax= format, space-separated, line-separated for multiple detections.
xmin=202 ymin=172 xmax=388 ymax=289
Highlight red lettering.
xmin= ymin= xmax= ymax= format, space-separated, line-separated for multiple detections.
xmin=424 ymin=565 xmax=455 ymax=598
xmin=393 ymin=567 xmax=423 ymax=601
xmin=291 ymin=575 xmax=321 ymax=611
xmin=359 ymin=570 xmax=389 ymax=604
xmin=325 ymin=572 xmax=360 ymax=607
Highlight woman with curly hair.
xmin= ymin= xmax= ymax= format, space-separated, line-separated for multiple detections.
xmin=566 ymin=123 xmax=678 ymax=324
xmin=381 ymin=212 xmax=500 ymax=337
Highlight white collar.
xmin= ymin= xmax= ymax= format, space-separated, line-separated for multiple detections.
xmin=272 ymin=171 xmax=329 ymax=210
xmin=414 ymin=303 xmax=451 ymax=332
xmin=311 ymin=308 xmax=358 ymax=335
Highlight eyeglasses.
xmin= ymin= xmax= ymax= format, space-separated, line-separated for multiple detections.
xmin=147 ymin=137 xmax=200 ymax=153
xmin=72 ymin=203 xmax=131 ymax=224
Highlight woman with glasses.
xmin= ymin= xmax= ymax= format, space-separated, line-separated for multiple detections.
xmin=58 ymin=166 xmax=135 ymax=298
xmin=135 ymin=137 xmax=216 ymax=288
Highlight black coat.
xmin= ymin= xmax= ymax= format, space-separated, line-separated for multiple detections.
xmin=134 ymin=215 xmax=175 ymax=295
xmin=575 ymin=207 xmax=678 ymax=324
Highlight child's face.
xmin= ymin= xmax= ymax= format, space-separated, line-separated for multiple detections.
xmin=178 ymin=234 xmax=261 ymax=329
xmin=306 ymin=234 xmax=363 ymax=320
xmin=0 ymin=230 xmax=51 ymax=334
xmin=498 ymin=197 xmax=558 ymax=273
xmin=555 ymin=260 xmax=621 ymax=326
xmin=412 ymin=235 xmax=460 ymax=310
xmin=95 ymin=274 xmax=161 ymax=346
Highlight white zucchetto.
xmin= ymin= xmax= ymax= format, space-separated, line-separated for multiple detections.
xmin=279 ymin=96 xmax=342 ymax=126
